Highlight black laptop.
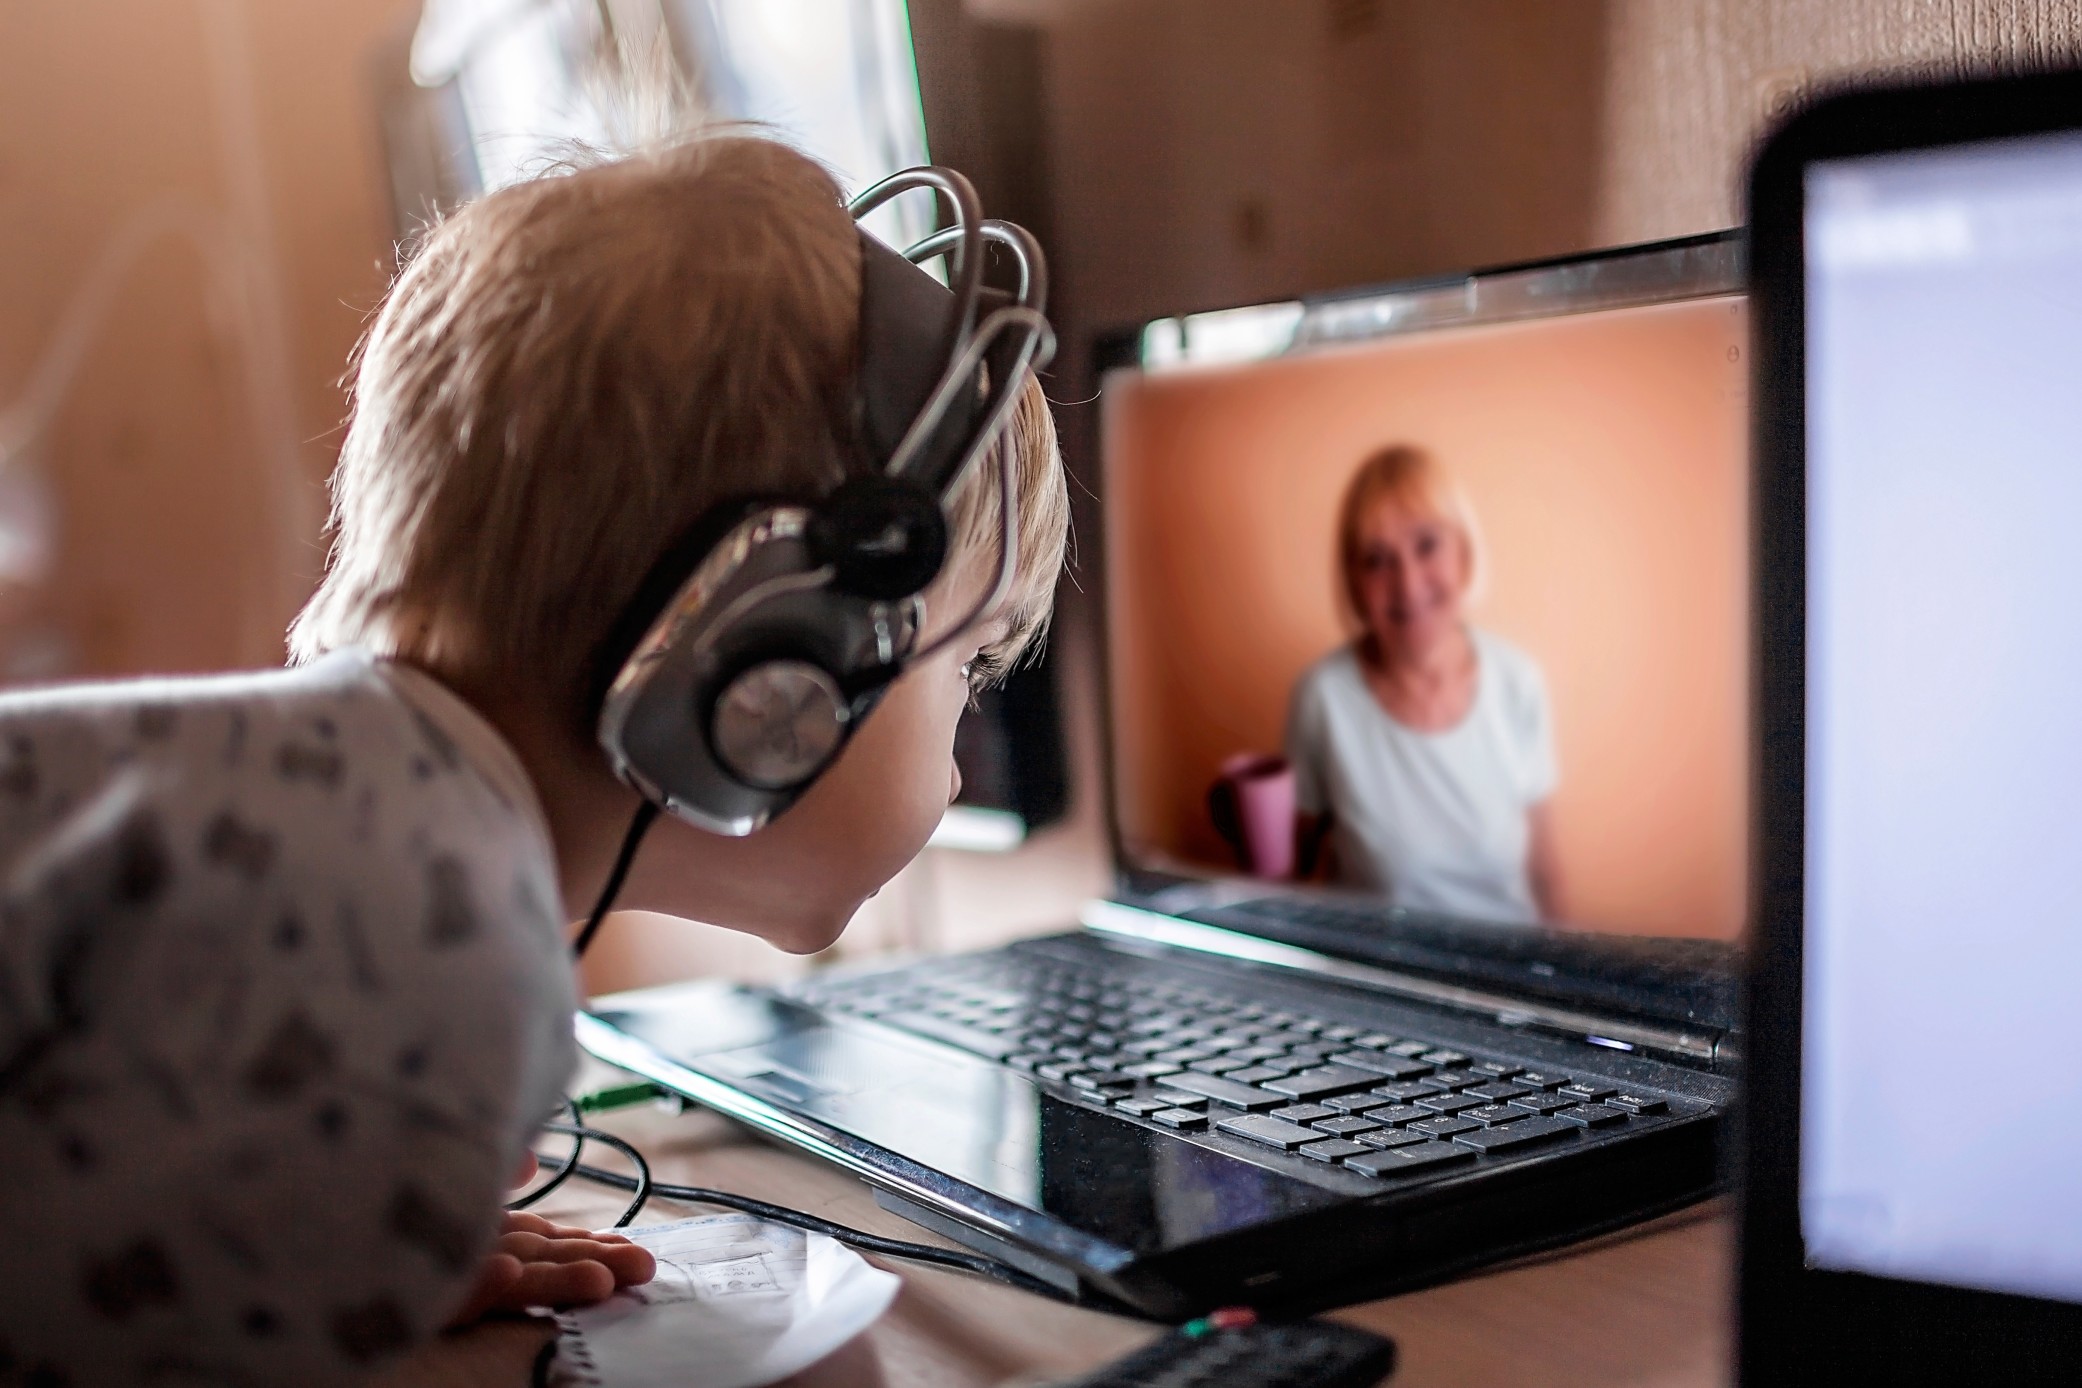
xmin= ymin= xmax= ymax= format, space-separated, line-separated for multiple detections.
xmin=581 ymin=234 xmax=1749 ymax=1318
xmin=1743 ymin=70 xmax=2082 ymax=1383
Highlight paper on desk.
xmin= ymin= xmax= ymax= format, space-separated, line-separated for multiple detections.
xmin=552 ymin=1214 xmax=900 ymax=1388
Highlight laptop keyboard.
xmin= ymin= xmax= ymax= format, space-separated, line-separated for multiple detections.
xmin=786 ymin=946 xmax=1692 ymax=1183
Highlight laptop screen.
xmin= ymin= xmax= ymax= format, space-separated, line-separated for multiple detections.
xmin=1801 ymin=132 xmax=2082 ymax=1304
xmin=1101 ymin=245 xmax=1749 ymax=941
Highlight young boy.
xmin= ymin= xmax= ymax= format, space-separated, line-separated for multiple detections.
xmin=0 ymin=134 xmax=1067 ymax=1382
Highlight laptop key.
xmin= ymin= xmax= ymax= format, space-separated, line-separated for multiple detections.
xmin=1507 ymin=1092 xmax=1575 ymax=1115
xmin=1513 ymin=1071 xmax=1570 ymax=1090
xmin=1462 ymin=1104 xmax=1530 ymax=1127
xmin=1426 ymin=1070 xmax=1486 ymax=1091
xmin=1345 ymin=1142 xmax=1476 ymax=1179
xmin=1148 ymin=1090 xmax=1207 ymax=1110
xmin=1556 ymin=1104 xmax=1628 ymax=1128
xmin=1310 ymin=1116 xmax=1382 ymax=1137
xmin=1606 ymin=1093 xmax=1668 ymax=1115
xmin=1370 ymin=1080 xmax=1446 ymax=1102
xmin=1271 ymin=1104 xmax=1339 ymax=1124
xmin=1329 ymin=1051 xmax=1434 ymax=1080
xmin=1187 ymin=1056 xmax=1251 ymax=1075
xmin=1354 ymin=1033 xmax=1400 ymax=1050
xmin=1408 ymin=1115 xmax=1480 ymax=1139
xmin=1369 ymin=1105 xmax=1429 ymax=1127
xmin=1471 ymin=1061 xmax=1521 ymax=1078
xmin=1386 ymin=1040 xmax=1432 ymax=1057
xmin=1225 ymin=1065 xmax=1292 ymax=1086
xmin=1165 ymin=1072 xmax=1288 ymax=1111
xmin=1419 ymin=1049 xmax=1469 ymax=1065
xmin=1299 ymin=1138 xmax=1372 ymax=1164
xmin=883 ymin=1011 xmax=1019 ymax=1058
xmin=1468 ymin=1083 xmax=1532 ymax=1102
xmin=1357 ymin=1126 xmax=1432 ymax=1150
xmin=1263 ymin=1066 xmax=1382 ymax=1101
xmin=1413 ymin=1093 xmax=1483 ymax=1115
xmin=1149 ymin=1107 xmax=1208 ymax=1130
xmin=1120 ymin=1062 xmax=1183 ymax=1080
xmin=1451 ymin=1115 xmax=1578 ymax=1154
xmin=1113 ymin=1097 xmax=1171 ymax=1116
xmin=1324 ymin=1093 xmax=1391 ymax=1114
xmin=1558 ymin=1082 xmax=1617 ymax=1102
xmin=1215 ymin=1114 xmax=1320 ymax=1150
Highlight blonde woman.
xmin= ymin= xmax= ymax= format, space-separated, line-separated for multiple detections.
xmin=1286 ymin=444 xmax=1564 ymax=923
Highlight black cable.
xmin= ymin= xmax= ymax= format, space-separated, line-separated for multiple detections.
xmin=572 ymin=801 xmax=659 ymax=958
xmin=542 ymin=1122 xmax=652 ymax=1228
xmin=536 ymin=1154 xmax=1076 ymax=1303
xmin=506 ymin=1096 xmax=587 ymax=1212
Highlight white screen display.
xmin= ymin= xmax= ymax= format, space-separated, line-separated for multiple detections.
xmin=1802 ymin=132 xmax=2082 ymax=1304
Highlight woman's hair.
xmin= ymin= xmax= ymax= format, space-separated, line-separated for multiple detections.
xmin=1335 ymin=443 xmax=1486 ymax=624
xmin=289 ymin=133 xmax=1067 ymax=741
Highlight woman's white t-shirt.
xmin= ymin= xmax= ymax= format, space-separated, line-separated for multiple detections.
xmin=1284 ymin=629 xmax=1557 ymax=923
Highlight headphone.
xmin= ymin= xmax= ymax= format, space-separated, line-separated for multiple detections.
xmin=589 ymin=167 xmax=1054 ymax=847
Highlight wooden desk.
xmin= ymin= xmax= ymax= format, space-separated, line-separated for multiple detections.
xmin=385 ymin=1101 xmax=1732 ymax=1387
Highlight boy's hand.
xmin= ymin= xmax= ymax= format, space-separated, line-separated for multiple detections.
xmin=446 ymin=1212 xmax=657 ymax=1327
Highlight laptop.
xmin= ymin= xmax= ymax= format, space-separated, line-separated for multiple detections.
xmin=581 ymin=233 xmax=1750 ymax=1318
xmin=1743 ymin=70 xmax=2082 ymax=1381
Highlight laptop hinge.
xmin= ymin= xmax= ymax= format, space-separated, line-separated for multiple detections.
xmin=1079 ymin=900 xmax=1723 ymax=1067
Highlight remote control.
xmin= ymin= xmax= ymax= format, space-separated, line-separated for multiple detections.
xmin=1057 ymin=1308 xmax=1396 ymax=1387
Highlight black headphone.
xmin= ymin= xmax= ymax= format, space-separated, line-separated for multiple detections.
xmin=589 ymin=166 xmax=1053 ymax=842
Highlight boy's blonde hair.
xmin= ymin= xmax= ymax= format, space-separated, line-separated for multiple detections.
xmin=290 ymin=135 xmax=1067 ymax=741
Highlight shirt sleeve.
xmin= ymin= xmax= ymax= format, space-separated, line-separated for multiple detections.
xmin=1284 ymin=663 xmax=1331 ymax=816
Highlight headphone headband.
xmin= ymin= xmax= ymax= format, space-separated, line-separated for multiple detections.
xmin=594 ymin=164 xmax=1054 ymax=835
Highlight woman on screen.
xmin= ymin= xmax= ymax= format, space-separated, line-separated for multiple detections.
xmin=1285 ymin=445 xmax=1565 ymax=923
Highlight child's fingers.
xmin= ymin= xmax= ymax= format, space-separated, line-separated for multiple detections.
xmin=500 ymin=1257 xmax=619 ymax=1309
xmin=495 ymin=1231 xmax=655 ymax=1284
xmin=501 ymin=1211 xmax=631 ymax=1243
xmin=446 ymin=1251 xmax=526 ymax=1328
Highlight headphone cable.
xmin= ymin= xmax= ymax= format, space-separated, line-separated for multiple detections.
xmin=572 ymin=800 xmax=659 ymax=958
xmin=534 ymin=1133 xmax=1075 ymax=1303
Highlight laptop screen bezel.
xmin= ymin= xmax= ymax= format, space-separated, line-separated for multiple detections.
xmin=1743 ymin=68 xmax=2082 ymax=1383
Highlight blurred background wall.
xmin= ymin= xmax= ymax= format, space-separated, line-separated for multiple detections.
xmin=4 ymin=0 xmax=2079 ymax=992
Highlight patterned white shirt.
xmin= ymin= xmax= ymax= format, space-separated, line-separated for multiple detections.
xmin=0 ymin=649 xmax=577 ymax=1384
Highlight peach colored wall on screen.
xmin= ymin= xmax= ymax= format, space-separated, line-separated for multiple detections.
xmin=1105 ymin=296 xmax=1749 ymax=939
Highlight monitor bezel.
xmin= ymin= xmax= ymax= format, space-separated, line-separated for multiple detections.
xmin=1091 ymin=229 xmax=1745 ymax=916
xmin=1744 ymin=68 xmax=2082 ymax=1384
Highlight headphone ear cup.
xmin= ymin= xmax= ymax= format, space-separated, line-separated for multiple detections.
xmin=707 ymin=657 xmax=853 ymax=791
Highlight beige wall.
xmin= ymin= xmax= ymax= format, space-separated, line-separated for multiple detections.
xmin=0 ymin=0 xmax=407 ymax=677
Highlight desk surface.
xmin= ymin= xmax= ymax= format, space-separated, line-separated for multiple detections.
xmin=384 ymin=1101 xmax=1732 ymax=1388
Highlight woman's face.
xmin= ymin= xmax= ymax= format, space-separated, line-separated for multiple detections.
xmin=1351 ymin=498 xmax=1471 ymax=661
